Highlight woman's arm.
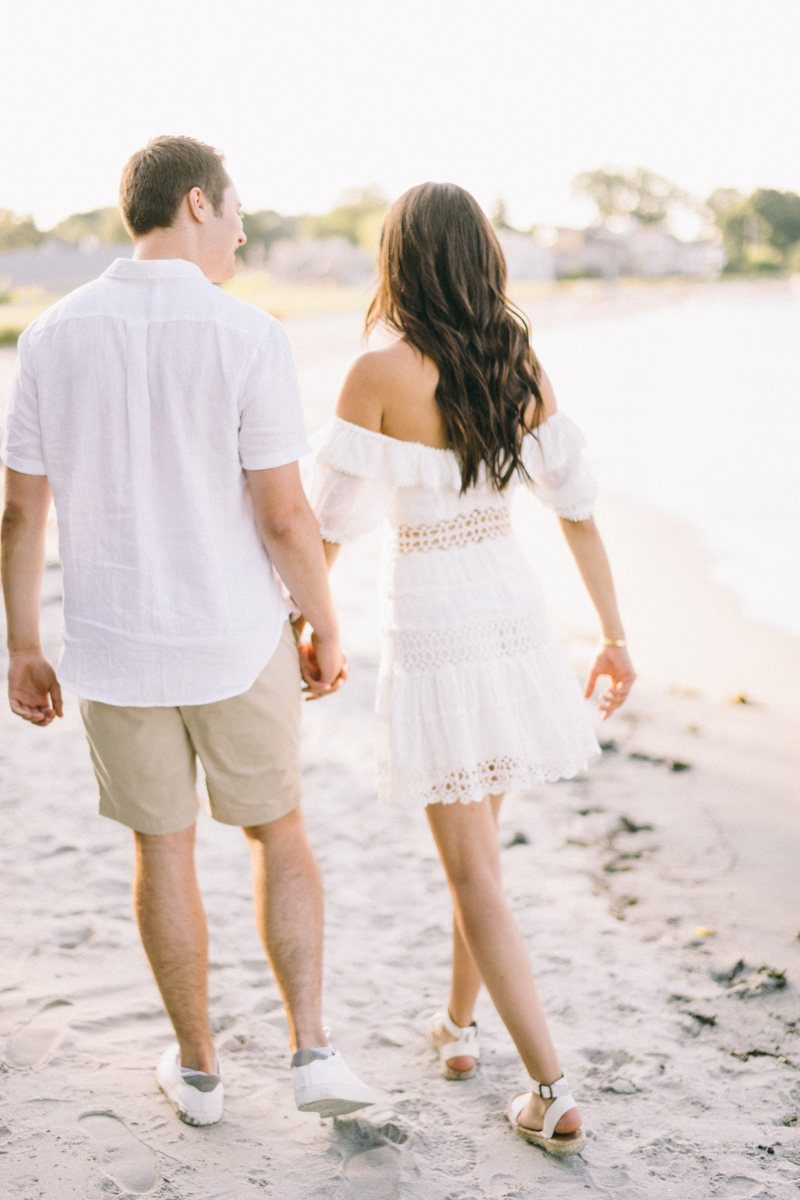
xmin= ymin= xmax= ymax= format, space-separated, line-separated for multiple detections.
xmin=558 ymin=515 xmax=635 ymax=719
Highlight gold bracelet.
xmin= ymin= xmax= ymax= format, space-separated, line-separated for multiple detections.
xmin=601 ymin=637 xmax=626 ymax=648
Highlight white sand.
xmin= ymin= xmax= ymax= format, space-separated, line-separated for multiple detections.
xmin=1 ymin=290 xmax=800 ymax=1198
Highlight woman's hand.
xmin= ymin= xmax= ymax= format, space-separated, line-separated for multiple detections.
xmin=298 ymin=636 xmax=349 ymax=701
xmin=584 ymin=645 xmax=635 ymax=720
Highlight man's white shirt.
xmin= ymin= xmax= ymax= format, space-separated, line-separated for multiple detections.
xmin=1 ymin=257 xmax=311 ymax=706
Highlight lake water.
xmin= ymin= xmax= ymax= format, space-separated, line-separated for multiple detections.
xmin=527 ymin=285 xmax=800 ymax=638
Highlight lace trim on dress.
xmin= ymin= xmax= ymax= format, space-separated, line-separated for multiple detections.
xmin=396 ymin=506 xmax=512 ymax=554
xmin=380 ymin=752 xmax=596 ymax=806
xmin=390 ymin=613 xmax=542 ymax=673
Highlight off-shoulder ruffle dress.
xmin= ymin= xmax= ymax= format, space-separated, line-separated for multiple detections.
xmin=308 ymin=412 xmax=601 ymax=806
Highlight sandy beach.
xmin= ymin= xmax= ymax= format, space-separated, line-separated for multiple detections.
xmin=1 ymin=282 xmax=800 ymax=1199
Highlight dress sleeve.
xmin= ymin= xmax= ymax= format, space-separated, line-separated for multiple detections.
xmin=308 ymin=462 xmax=395 ymax=543
xmin=305 ymin=418 xmax=397 ymax=543
xmin=519 ymin=412 xmax=597 ymax=520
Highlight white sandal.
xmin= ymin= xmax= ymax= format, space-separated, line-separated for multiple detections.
xmin=429 ymin=1010 xmax=480 ymax=1080
xmin=507 ymin=1076 xmax=586 ymax=1156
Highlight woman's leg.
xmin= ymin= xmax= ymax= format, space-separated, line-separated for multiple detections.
xmin=426 ymin=795 xmax=581 ymax=1134
xmin=434 ymin=795 xmax=503 ymax=1072
xmin=449 ymin=914 xmax=483 ymax=1025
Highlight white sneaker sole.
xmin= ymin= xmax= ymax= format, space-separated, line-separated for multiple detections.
xmin=295 ymin=1087 xmax=375 ymax=1117
xmin=156 ymin=1076 xmax=223 ymax=1127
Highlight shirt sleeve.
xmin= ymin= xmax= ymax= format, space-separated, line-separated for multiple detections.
xmin=1 ymin=330 xmax=47 ymax=475
xmin=519 ymin=413 xmax=597 ymax=520
xmin=238 ymin=321 xmax=311 ymax=470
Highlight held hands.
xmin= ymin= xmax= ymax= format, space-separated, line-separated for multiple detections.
xmin=584 ymin=644 xmax=636 ymax=720
xmin=297 ymin=629 xmax=349 ymax=702
xmin=8 ymin=651 xmax=63 ymax=726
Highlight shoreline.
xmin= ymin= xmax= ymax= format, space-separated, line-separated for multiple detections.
xmin=513 ymin=488 xmax=800 ymax=717
xmin=2 ymin=274 xmax=796 ymax=346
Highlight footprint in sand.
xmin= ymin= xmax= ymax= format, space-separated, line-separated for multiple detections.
xmin=0 ymin=987 xmax=27 ymax=1014
xmin=79 ymin=1111 xmax=160 ymax=1196
xmin=335 ymin=1115 xmax=409 ymax=1198
xmin=712 ymin=1177 xmax=767 ymax=1199
xmin=3 ymin=998 xmax=73 ymax=1069
xmin=344 ymin=1144 xmax=403 ymax=1197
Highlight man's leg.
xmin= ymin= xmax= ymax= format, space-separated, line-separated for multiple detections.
xmin=133 ymin=823 xmax=217 ymax=1073
xmin=243 ymin=809 xmax=327 ymax=1051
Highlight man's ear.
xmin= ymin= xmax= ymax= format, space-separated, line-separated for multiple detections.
xmin=186 ymin=187 xmax=207 ymax=224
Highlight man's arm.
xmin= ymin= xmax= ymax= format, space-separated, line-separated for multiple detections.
xmin=1 ymin=467 xmax=62 ymax=725
xmin=245 ymin=462 xmax=345 ymax=695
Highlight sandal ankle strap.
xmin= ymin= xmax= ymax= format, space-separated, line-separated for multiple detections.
xmin=528 ymin=1075 xmax=571 ymax=1101
xmin=438 ymin=1009 xmax=477 ymax=1040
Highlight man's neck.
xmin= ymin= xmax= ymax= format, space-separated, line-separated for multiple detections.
xmin=132 ymin=225 xmax=202 ymax=269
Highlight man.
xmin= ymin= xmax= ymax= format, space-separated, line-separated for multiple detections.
xmin=0 ymin=136 xmax=374 ymax=1126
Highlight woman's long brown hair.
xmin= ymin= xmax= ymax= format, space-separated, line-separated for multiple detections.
xmin=365 ymin=182 xmax=544 ymax=493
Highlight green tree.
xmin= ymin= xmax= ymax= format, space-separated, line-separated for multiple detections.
xmin=751 ymin=189 xmax=800 ymax=261
xmin=706 ymin=187 xmax=800 ymax=273
xmin=573 ymin=167 xmax=694 ymax=226
xmin=49 ymin=207 xmax=130 ymax=245
xmin=491 ymin=195 xmax=511 ymax=229
xmin=706 ymin=188 xmax=751 ymax=271
xmin=0 ymin=210 xmax=44 ymax=250
xmin=239 ymin=210 xmax=300 ymax=262
xmin=302 ymin=185 xmax=388 ymax=248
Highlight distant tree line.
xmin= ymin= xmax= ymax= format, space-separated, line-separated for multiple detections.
xmin=572 ymin=167 xmax=695 ymax=227
xmin=0 ymin=185 xmax=389 ymax=263
xmin=705 ymin=187 xmax=800 ymax=273
xmin=569 ymin=167 xmax=800 ymax=273
xmin=4 ymin=175 xmax=799 ymax=275
xmin=240 ymin=185 xmax=388 ymax=263
xmin=0 ymin=206 xmax=130 ymax=250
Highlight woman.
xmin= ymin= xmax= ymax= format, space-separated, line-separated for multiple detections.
xmin=305 ymin=183 xmax=635 ymax=1155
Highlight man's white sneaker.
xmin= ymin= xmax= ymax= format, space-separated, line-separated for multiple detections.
xmin=292 ymin=1047 xmax=375 ymax=1117
xmin=156 ymin=1045 xmax=223 ymax=1127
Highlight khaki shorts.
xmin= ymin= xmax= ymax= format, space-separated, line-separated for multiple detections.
xmin=80 ymin=622 xmax=303 ymax=836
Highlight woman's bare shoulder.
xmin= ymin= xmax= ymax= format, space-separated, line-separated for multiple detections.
xmin=335 ymin=341 xmax=438 ymax=432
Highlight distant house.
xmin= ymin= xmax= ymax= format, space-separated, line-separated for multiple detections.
xmin=533 ymin=222 xmax=725 ymax=280
xmin=671 ymin=238 xmax=727 ymax=277
xmin=623 ymin=227 xmax=726 ymax=278
xmin=266 ymin=237 xmax=375 ymax=287
xmin=495 ymin=230 xmax=556 ymax=281
xmin=0 ymin=239 xmax=133 ymax=293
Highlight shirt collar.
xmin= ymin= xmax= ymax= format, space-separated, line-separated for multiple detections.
xmin=103 ymin=257 xmax=209 ymax=281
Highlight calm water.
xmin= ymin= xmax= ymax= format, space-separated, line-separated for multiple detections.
xmin=529 ymin=287 xmax=800 ymax=638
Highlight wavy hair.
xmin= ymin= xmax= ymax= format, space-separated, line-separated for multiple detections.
xmin=365 ymin=182 xmax=544 ymax=492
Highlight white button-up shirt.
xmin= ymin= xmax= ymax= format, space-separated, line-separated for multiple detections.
xmin=1 ymin=257 xmax=310 ymax=706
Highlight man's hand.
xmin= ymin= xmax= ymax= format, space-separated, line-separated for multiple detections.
xmin=2 ymin=469 xmax=55 ymax=722
xmin=8 ymin=651 xmax=63 ymax=725
xmin=298 ymin=633 xmax=348 ymax=701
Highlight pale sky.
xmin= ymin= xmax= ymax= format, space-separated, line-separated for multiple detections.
xmin=3 ymin=0 xmax=799 ymax=230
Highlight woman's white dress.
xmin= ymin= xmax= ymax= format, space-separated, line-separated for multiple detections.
xmin=308 ymin=412 xmax=601 ymax=807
